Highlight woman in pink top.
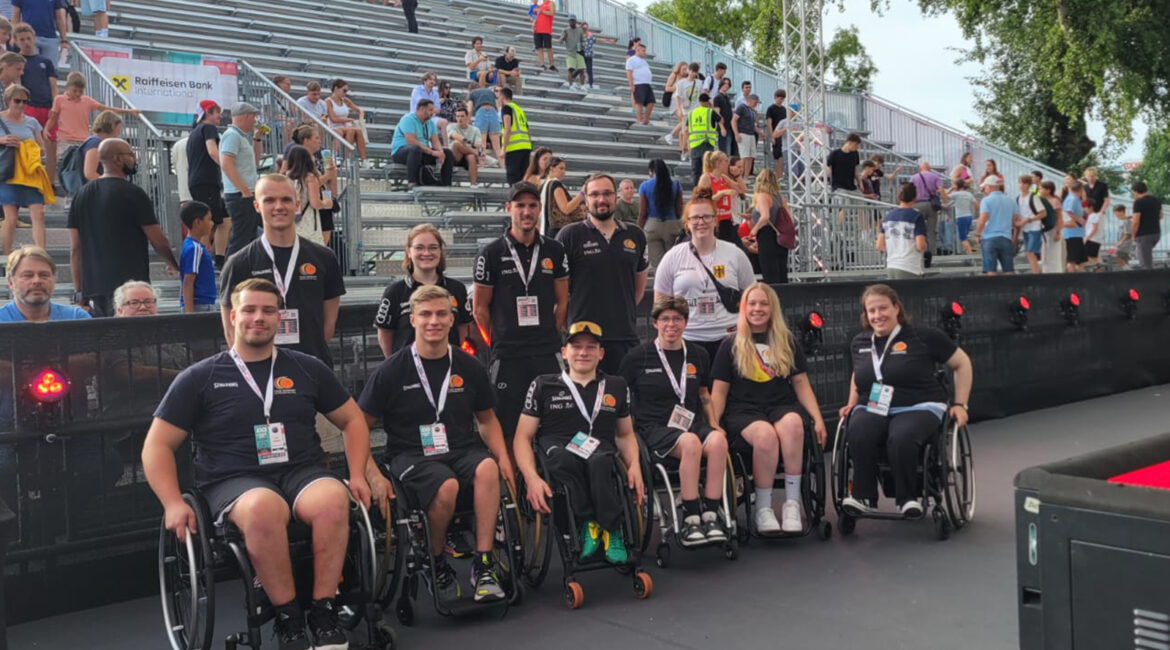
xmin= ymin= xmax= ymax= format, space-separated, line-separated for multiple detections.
xmin=45 ymin=72 xmax=139 ymax=150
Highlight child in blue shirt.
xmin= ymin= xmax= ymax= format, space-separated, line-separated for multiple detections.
xmin=179 ymin=201 xmax=217 ymax=312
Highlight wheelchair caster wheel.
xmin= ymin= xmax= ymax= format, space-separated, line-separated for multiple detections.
xmin=564 ymin=581 xmax=585 ymax=609
xmin=932 ymin=509 xmax=951 ymax=541
xmin=723 ymin=540 xmax=738 ymax=561
xmin=655 ymin=543 xmax=670 ymax=568
xmin=395 ymin=598 xmax=413 ymax=626
xmin=838 ymin=513 xmax=856 ymax=536
xmin=633 ymin=571 xmax=653 ymax=600
xmin=372 ymin=622 xmax=397 ymax=649
xmin=817 ymin=520 xmax=832 ymax=541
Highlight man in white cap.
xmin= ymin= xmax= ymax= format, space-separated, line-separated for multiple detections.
xmin=973 ymin=174 xmax=1020 ymax=275
xmin=221 ymin=101 xmax=265 ymax=255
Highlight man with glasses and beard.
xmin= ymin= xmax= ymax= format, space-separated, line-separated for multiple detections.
xmin=555 ymin=174 xmax=648 ymax=374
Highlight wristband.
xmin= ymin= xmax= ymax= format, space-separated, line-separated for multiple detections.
xmin=954 ymin=403 xmax=968 ymax=410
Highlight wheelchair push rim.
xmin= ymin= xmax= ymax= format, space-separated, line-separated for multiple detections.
xmin=943 ymin=422 xmax=976 ymax=528
xmin=158 ymin=494 xmax=214 ymax=650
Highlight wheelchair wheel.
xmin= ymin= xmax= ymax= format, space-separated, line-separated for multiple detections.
xmin=942 ymin=422 xmax=976 ymax=529
xmin=632 ymin=571 xmax=653 ymax=600
xmin=374 ymin=499 xmax=406 ymax=610
xmin=838 ymin=512 xmax=856 ymax=536
xmin=563 ymin=581 xmax=585 ymax=609
xmin=931 ymin=507 xmax=952 ymax=541
xmin=497 ymin=480 xmax=525 ymax=605
xmin=805 ymin=427 xmax=829 ymax=532
xmin=829 ymin=418 xmax=851 ymax=512
xmin=519 ymin=488 xmax=553 ymax=589
xmin=158 ymin=493 xmax=214 ymax=650
xmin=338 ymin=500 xmax=378 ymax=631
xmin=655 ymin=542 xmax=671 ymax=568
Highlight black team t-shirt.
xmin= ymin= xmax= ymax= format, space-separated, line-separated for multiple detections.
xmin=358 ymin=346 xmax=495 ymax=459
xmin=220 ymin=236 xmax=347 ymax=366
xmin=522 ymin=372 xmax=631 ymax=449
xmin=1133 ymin=195 xmax=1162 ymax=237
xmin=556 ymin=219 xmax=648 ymax=343
xmin=66 ymin=177 xmax=158 ymax=299
xmin=849 ymin=324 xmax=956 ymax=408
xmin=619 ymin=341 xmax=710 ymax=430
xmin=474 ymin=231 xmax=569 ymax=359
xmin=711 ymin=333 xmax=806 ymax=410
xmin=153 ymin=349 xmax=350 ymax=488
xmin=373 ymin=274 xmax=473 ymax=356
xmin=186 ymin=123 xmax=221 ymax=189
xmin=827 ymin=148 xmax=860 ymax=191
xmin=765 ymin=103 xmax=786 ymax=143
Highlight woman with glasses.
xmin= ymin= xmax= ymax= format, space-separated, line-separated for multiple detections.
xmin=0 ymin=84 xmax=48 ymax=255
xmin=653 ymin=191 xmax=755 ymax=362
xmin=373 ymin=223 xmax=473 ymax=358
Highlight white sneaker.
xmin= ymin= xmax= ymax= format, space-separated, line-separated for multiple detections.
xmin=781 ymin=500 xmax=802 ymax=533
xmin=663 ymin=133 xmax=674 ymax=145
xmin=841 ymin=496 xmax=875 ymax=516
xmin=680 ymin=151 xmax=689 ymax=162
xmin=754 ymin=507 xmax=780 ymax=534
xmin=899 ymin=499 xmax=924 ymax=518
xmin=467 ymin=182 xmax=481 ymax=188
xmin=483 ymin=155 xmax=498 ymax=168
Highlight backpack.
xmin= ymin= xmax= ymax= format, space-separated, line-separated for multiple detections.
xmin=1037 ymin=196 xmax=1057 ymax=232
xmin=57 ymin=143 xmax=86 ymax=196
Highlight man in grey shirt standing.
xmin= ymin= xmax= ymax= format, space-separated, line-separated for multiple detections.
xmin=560 ymin=14 xmax=586 ymax=90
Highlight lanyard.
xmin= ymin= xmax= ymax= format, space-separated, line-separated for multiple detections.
xmin=870 ymin=325 xmax=902 ymax=384
xmin=412 ymin=343 xmax=452 ymax=424
xmin=259 ymin=235 xmax=300 ymax=299
xmin=654 ymin=339 xmax=687 ymax=404
xmin=230 ymin=348 xmax=277 ymax=423
xmin=562 ymin=372 xmax=605 ymax=435
xmin=505 ymin=237 xmax=540 ymax=295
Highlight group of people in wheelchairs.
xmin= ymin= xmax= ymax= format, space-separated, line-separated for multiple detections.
xmin=142 ymin=274 xmax=975 ymax=650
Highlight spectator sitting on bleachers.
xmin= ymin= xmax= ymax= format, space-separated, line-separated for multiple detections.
xmin=468 ymin=84 xmax=500 ymax=162
xmin=0 ymin=245 xmax=89 ymax=321
xmin=390 ymin=98 xmax=452 ymax=188
xmin=437 ymin=79 xmax=462 ymax=128
xmin=464 ymin=36 xmax=497 ymax=89
xmin=523 ymin=146 xmax=552 ymax=186
xmin=495 ymin=46 xmax=522 ymax=95
xmin=538 ymin=156 xmax=584 ymax=237
xmin=324 ymin=78 xmax=367 ymax=165
xmin=409 ymin=71 xmax=446 ymax=145
xmin=296 ymin=80 xmax=328 ymax=124
xmin=285 ymin=145 xmax=334 ymax=246
xmin=447 ymin=106 xmax=483 ymax=187
xmin=615 ymin=178 xmax=638 ymax=223
xmin=271 ymin=75 xmax=299 ymax=145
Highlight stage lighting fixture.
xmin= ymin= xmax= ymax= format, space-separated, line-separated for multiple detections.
xmin=799 ymin=310 xmax=824 ymax=355
xmin=1009 ymin=296 xmax=1030 ymax=330
xmin=940 ymin=301 xmax=964 ymax=340
xmin=1121 ymin=288 xmax=1139 ymax=320
xmin=1060 ymin=292 xmax=1080 ymax=326
xmin=29 ymin=368 xmax=69 ymax=403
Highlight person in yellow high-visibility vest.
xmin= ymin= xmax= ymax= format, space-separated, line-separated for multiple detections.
xmin=687 ymin=93 xmax=717 ymax=187
xmin=499 ymin=86 xmax=532 ymax=185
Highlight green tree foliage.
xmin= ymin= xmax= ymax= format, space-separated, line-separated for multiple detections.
xmin=1131 ymin=127 xmax=1170 ymax=198
xmin=824 ymin=25 xmax=876 ymax=92
xmin=645 ymin=0 xmax=753 ymax=54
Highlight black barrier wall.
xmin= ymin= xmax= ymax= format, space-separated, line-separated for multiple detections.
xmin=1 ymin=270 xmax=1168 ymax=622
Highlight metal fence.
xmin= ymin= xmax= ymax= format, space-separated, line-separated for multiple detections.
xmin=66 ymin=40 xmax=179 ymax=249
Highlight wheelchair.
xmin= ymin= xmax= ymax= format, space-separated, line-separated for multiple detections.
xmin=158 ymin=486 xmax=395 ymax=650
xmin=377 ymin=465 xmax=523 ymax=625
xmin=518 ymin=443 xmax=654 ymax=609
xmin=731 ymin=422 xmax=832 ymax=542
xmin=830 ymin=404 xmax=976 ymax=540
xmin=640 ymin=433 xmax=740 ymax=567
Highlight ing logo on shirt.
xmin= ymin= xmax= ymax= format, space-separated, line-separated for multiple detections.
xmin=450 ymin=375 xmax=465 ymax=388
xmin=450 ymin=297 xmax=459 ymax=309
xmin=712 ymin=265 xmax=726 ymax=279
xmin=274 ymin=376 xmax=295 ymax=391
xmin=893 ymin=341 xmax=908 ymax=353
xmin=623 ymin=239 xmax=636 ymax=250
xmin=602 ymin=393 xmax=616 ymax=407
xmin=541 ymin=257 xmax=554 ymax=270
xmin=686 ymin=363 xmax=697 ymax=375
xmin=300 ymin=263 xmax=317 ymax=276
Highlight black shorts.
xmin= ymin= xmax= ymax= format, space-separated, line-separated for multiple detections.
xmin=317 ymin=206 xmax=335 ymax=233
xmin=1065 ymin=237 xmax=1087 ymax=264
xmin=202 ymin=462 xmax=342 ymax=526
xmin=1085 ymin=240 xmax=1101 ymax=258
xmin=386 ymin=447 xmax=494 ymax=509
xmin=639 ymin=421 xmax=716 ymax=460
xmin=188 ymin=183 xmax=229 ymax=225
xmin=533 ymin=32 xmax=552 ymax=49
xmin=723 ymin=403 xmax=807 ymax=443
xmin=662 ymin=90 xmax=673 ymax=109
xmin=772 ymin=141 xmax=784 ymax=161
xmin=633 ymin=84 xmax=655 ymax=106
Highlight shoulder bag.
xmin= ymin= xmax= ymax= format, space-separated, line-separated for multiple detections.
xmin=690 ymin=244 xmax=741 ymax=312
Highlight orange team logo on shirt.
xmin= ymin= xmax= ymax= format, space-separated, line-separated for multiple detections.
xmin=450 ymin=297 xmax=459 ymax=309
xmin=300 ymin=263 xmax=317 ymax=276
xmin=893 ymin=341 xmax=908 ymax=352
xmin=450 ymin=375 xmax=464 ymax=388
xmin=541 ymin=257 xmax=554 ymax=270
xmin=623 ymin=239 xmax=636 ymax=250
xmin=602 ymin=393 xmax=616 ymax=407
xmin=274 ymin=377 xmax=295 ymax=390
xmin=686 ymin=363 xmax=697 ymax=375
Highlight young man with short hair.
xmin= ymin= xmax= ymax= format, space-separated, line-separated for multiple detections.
xmin=13 ymin=23 xmax=58 ymax=183
xmin=464 ymin=37 xmax=496 ymax=89
xmin=766 ymin=88 xmax=788 ymax=175
xmin=1130 ymin=180 xmax=1162 ymax=270
xmin=358 ymin=284 xmax=514 ymax=603
xmin=1016 ymin=174 xmax=1044 ymax=274
xmin=876 ymin=183 xmax=927 ymax=279
xmin=732 ymin=94 xmax=759 ymax=178
xmin=446 ymin=106 xmax=482 ymax=187
xmin=499 ymin=87 xmax=531 ymax=185
xmin=826 ymin=132 xmax=862 ymax=192
xmin=1062 ymin=180 xmax=1088 ymax=272
xmin=296 ymin=81 xmax=328 ymax=123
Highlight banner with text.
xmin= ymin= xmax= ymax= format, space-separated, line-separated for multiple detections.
xmin=82 ymin=46 xmax=237 ymax=120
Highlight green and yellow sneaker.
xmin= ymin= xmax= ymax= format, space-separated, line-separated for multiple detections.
xmin=579 ymin=520 xmax=601 ymax=559
xmin=603 ymin=527 xmax=627 ymax=565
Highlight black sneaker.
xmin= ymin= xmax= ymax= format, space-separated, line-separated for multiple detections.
xmin=471 ymin=554 xmax=505 ymax=603
xmin=548 ymin=65 xmax=559 ymax=72
xmin=701 ymin=511 xmax=728 ymax=543
xmin=445 ymin=531 xmax=472 ymax=559
xmin=679 ymin=515 xmax=705 ymax=546
xmin=306 ymin=599 xmax=348 ymax=650
xmin=425 ymin=560 xmax=462 ymax=601
xmin=273 ymin=610 xmax=312 ymax=650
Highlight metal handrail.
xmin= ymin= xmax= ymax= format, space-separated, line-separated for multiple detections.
xmin=236 ymin=59 xmax=355 ymax=153
xmin=67 ymin=40 xmax=164 ymax=139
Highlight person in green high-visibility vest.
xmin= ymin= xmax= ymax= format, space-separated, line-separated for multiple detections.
xmin=499 ymin=86 xmax=532 ymax=185
xmin=687 ymin=92 xmax=717 ymax=188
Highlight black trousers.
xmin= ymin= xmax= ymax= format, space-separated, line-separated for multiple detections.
xmin=392 ymin=145 xmax=453 ymax=186
xmin=715 ymin=218 xmax=737 ymax=246
xmin=505 ymin=149 xmax=530 ymax=185
xmin=542 ymin=447 xmax=622 ymax=531
xmin=224 ymin=192 xmax=261 ymax=256
xmin=756 ymin=224 xmax=789 ymax=284
xmin=584 ymin=56 xmax=594 ymax=86
xmin=489 ymin=352 xmax=562 ymax=442
xmin=401 ymin=0 xmax=418 ymax=33
xmin=845 ymin=408 xmax=940 ymax=505
xmin=689 ymin=142 xmax=713 ymax=189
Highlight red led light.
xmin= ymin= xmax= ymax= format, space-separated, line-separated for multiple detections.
xmin=808 ymin=312 xmax=823 ymax=329
xmin=460 ymin=339 xmax=477 ymax=356
xmin=31 ymin=368 xmax=68 ymax=402
xmin=1069 ymin=293 xmax=1081 ymax=307
xmin=1128 ymin=289 xmax=1140 ymax=301
xmin=950 ymin=302 xmax=964 ymax=316
xmin=1019 ymin=296 xmax=1030 ymax=310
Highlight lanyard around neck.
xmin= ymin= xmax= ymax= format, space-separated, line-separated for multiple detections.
xmin=870 ymin=324 xmax=902 ymax=383
xmin=259 ymin=235 xmax=300 ymax=299
xmin=654 ymin=339 xmax=687 ymax=404
xmin=562 ymin=371 xmax=605 ymax=435
xmin=230 ymin=348 xmax=277 ymax=423
xmin=411 ymin=343 xmax=452 ymax=424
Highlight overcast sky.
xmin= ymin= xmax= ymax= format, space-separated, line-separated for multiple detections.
xmin=625 ymin=0 xmax=1144 ymax=164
